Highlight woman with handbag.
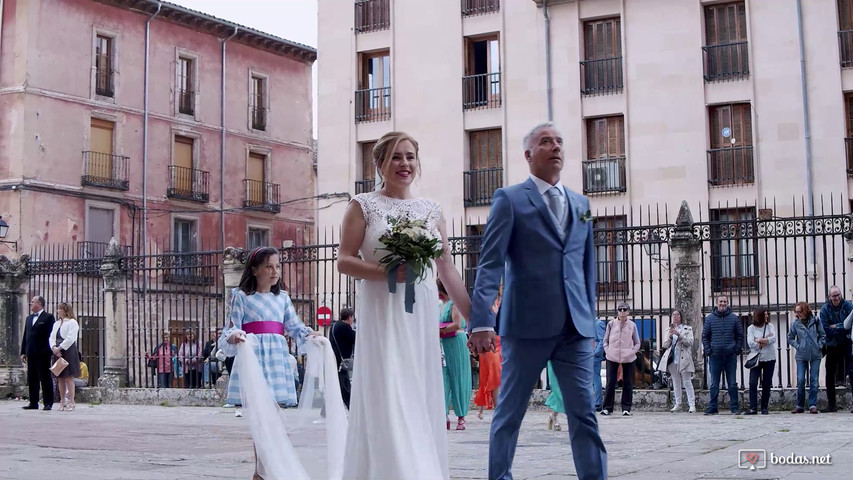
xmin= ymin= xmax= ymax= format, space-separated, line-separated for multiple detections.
xmin=658 ymin=309 xmax=695 ymax=413
xmin=49 ymin=302 xmax=81 ymax=411
xmin=438 ymin=279 xmax=471 ymax=430
xmin=744 ymin=309 xmax=776 ymax=415
xmin=787 ymin=302 xmax=826 ymax=414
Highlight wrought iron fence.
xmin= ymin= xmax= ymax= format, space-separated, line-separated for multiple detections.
xmin=462 ymin=0 xmax=499 ymax=17
xmin=582 ymin=157 xmax=627 ymax=195
xmin=354 ymin=0 xmax=390 ymax=33
xmin=580 ymin=57 xmax=623 ymax=96
xmin=707 ymin=146 xmax=754 ymax=186
xmin=168 ymin=165 xmax=210 ymax=203
xmin=355 ymin=179 xmax=376 ymax=194
xmin=462 ymin=72 xmax=501 ymax=110
xmin=81 ymin=151 xmax=130 ymax=191
xmin=702 ymin=42 xmax=749 ymax=82
xmin=463 ymin=167 xmax=503 ymax=207
xmin=839 ymin=30 xmax=853 ymax=68
xmin=355 ymin=87 xmax=391 ymax=123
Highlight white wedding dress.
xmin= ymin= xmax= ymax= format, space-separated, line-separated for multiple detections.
xmin=344 ymin=192 xmax=449 ymax=480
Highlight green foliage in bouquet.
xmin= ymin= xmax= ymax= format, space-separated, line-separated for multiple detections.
xmin=375 ymin=215 xmax=444 ymax=282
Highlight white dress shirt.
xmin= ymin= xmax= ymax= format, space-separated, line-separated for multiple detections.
xmin=32 ymin=310 xmax=43 ymax=326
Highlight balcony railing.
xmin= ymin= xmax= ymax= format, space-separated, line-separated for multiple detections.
xmin=463 ymin=167 xmax=503 ymax=207
xmin=355 ymin=87 xmax=391 ymax=123
xmin=462 ymin=72 xmax=501 ymax=110
xmin=582 ymin=157 xmax=627 ymax=195
xmin=355 ymin=0 xmax=390 ymax=34
xmin=707 ymin=146 xmax=754 ymax=186
xmin=355 ymin=179 xmax=375 ymax=194
xmin=252 ymin=106 xmax=267 ymax=131
xmin=178 ymin=89 xmax=194 ymax=115
xmin=462 ymin=0 xmax=499 ymax=16
xmin=840 ymin=30 xmax=853 ymax=68
xmin=846 ymin=138 xmax=853 ymax=176
xmin=96 ymin=67 xmax=114 ymax=97
xmin=168 ymin=165 xmax=210 ymax=202
xmin=78 ymin=241 xmax=131 ymax=259
xmin=702 ymin=42 xmax=749 ymax=82
xmin=580 ymin=57 xmax=623 ymax=96
xmin=82 ymin=151 xmax=129 ymax=190
xmin=243 ymin=179 xmax=281 ymax=213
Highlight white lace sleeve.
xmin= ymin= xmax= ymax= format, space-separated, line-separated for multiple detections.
xmin=351 ymin=193 xmax=379 ymax=228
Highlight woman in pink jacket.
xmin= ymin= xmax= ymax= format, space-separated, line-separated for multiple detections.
xmin=601 ymin=302 xmax=641 ymax=416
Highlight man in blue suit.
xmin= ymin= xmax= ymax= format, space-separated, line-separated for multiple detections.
xmin=469 ymin=123 xmax=607 ymax=480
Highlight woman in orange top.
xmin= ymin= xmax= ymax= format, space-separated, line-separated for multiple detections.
xmin=474 ymin=288 xmax=503 ymax=418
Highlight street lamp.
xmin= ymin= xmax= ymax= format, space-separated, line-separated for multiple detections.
xmin=0 ymin=216 xmax=18 ymax=252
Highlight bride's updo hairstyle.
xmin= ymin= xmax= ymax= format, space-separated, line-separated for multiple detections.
xmin=372 ymin=131 xmax=421 ymax=188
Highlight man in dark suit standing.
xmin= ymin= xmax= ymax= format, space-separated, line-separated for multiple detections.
xmin=20 ymin=295 xmax=55 ymax=410
xmin=329 ymin=307 xmax=356 ymax=409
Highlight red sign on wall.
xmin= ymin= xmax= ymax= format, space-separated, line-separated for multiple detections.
xmin=317 ymin=306 xmax=332 ymax=327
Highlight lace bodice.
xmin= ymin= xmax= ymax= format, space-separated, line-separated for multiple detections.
xmin=351 ymin=191 xmax=443 ymax=264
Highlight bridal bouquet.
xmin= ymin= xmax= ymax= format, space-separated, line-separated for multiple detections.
xmin=375 ymin=215 xmax=444 ymax=313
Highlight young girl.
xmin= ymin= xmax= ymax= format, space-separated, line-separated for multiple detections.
xmin=218 ymin=246 xmax=318 ymax=480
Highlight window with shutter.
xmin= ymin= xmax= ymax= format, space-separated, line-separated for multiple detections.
xmin=581 ymin=18 xmax=623 ymax=95
xmin=709 ymin=207 xmax=758 ymax=291
xmin=356 ymin=141 xmax=377 ymax=194
xmin=703 ymin=2 xmax=749 ymax=81
xmin=707 ymin=104 xmax=754 ymax=185
xmin=842 ymin=1 xmax=853 ymax=67
xmin=593 ymin=215 xmax=628 ymax=295
xmin=584 ymin=116 xmax=626 ymax=194
xmin=95 ymin=35 xmax=114 ymax=97
xmin=846 ymin=93 xmax=853 ymax=174
xmin=464 ymin=129 xmax=503 ymax=206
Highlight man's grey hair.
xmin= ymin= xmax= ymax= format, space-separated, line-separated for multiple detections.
xmin=829 ymin=285 xmax=842 ymax=295
xmin=523 ymin=122 xmax=561 ymax=152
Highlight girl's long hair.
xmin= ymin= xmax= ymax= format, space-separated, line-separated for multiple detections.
xmin=238 ymin=247 xmax=282 ymax=295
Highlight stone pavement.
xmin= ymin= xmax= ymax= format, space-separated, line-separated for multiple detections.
xmin=1 ymin=399 xmax=850 ymax=480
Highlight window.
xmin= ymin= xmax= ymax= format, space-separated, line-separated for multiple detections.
xmin=95 ymin=35 xmax=114 ymax=97
xmin=464 ymin=129 xmax=502 ymax=206
xmin=707 ymin=103 xmax=754 ymax=186
xmin=354 ymin=0 xmax=390 ymax=33
xmin=462 ymin=0 xmax=499 ymax=17
xmin=356 ymin=51 xmax=391 ymax=122
xmin=703 ymin=2 xmax=749 ymax=81
xmin=584 ymin=116 xmax=626 ymax=194
xmin=247 ymin=152 xmax=266 ymax=204
xmin=593 ymin=216 xmax=628 ymax=296
xmin=356 ymin=141 xmax=377 ymax=194
xmin=251 ymin=75 xmax=267 ymax=131
xmin=173 ymin=218 xmax=197 ymax=254
xmin=82 ymin=206 xmax=115 ymax=258
xmin=168 ymin=135 xmax=208 ymax=202
xmin=709 ymin=207 xmax=758 ymax=292
xmin=840 ymin=0 xmax=853 ymax=66
xmin=463 ymin=225 xmax=485 ymax=295
xmin=178 ymin=57 xmax=195 ymax=115
xmin=83 ymin=118 xmax=128 ymax=190
xmin=846 ymin=93 xmax=853 ymax=175
xmin=463 ymin=35 xmax=501 ymax=109
xmin=247 ymin=227 xmax=269 ymax=250
xmin=582 ymin=18 xmax=622 ymax=95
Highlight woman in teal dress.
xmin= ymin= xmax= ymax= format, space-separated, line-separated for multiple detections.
xmin=438 ymin=280 xmax=472 ymax=431
xmin=545 ymin=362 xmax=564 ymax=431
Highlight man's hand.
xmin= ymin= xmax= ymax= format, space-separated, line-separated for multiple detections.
xmin=468 ymin=330 xmax=496 ymax=355
xmin=20 ymin=354 xmax=26 ymax=364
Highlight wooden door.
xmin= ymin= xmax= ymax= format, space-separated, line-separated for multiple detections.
xmin=90 ymin=119 xmax=114 ymax=179
xmin=247 ymin=153 xmax=266 ymax=204
xmin=174 ymin=136 xmax=194 ymax=192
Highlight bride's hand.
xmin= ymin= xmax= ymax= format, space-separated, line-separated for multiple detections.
xmin=395 ymin=263 xmax=407 ymax=283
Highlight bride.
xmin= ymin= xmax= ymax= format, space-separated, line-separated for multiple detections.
xmin=337 ymin=131 xmax=472 ymax=480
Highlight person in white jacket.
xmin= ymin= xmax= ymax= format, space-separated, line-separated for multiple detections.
xmin=49 ymin=302 xmax=81 ymax=411
xmin=659 ymin=309 xmax=695 ymax=413
xmin=744 ymin=309 xmax=776 ymax=415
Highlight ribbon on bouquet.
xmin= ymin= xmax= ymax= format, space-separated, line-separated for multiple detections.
xmin=387 ymin=263 xmax=417 ymax=314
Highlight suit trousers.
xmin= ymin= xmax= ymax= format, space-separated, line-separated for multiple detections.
xmin=27 ymin=354 xmax=54 ymax=407
xmin=489 ymin=321 xmax=607 ymax=480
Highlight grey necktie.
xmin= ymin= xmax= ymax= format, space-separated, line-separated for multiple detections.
xmin=545 ymin=187 xmax=564 ymax=225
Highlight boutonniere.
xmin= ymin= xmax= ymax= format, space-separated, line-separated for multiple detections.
xmin=580 ymin=210 xmax=594 ymax=223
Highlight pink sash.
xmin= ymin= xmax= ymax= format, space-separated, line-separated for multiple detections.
xmin=243 ymin=321 xmax=284 ymax=336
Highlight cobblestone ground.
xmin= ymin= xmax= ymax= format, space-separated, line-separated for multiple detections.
xmin=2 ymin=399 xmax=850 ymax=479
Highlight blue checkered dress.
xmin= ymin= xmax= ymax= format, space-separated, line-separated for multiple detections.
xmin=219 ymin=289 xmax=309 ymax=406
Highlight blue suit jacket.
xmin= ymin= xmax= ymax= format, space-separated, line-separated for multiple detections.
xmin=470 ymin=178 xmax=597 ymax=339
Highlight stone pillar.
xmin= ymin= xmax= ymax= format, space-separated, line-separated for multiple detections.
xmin=669 ymin=201 xmax=704 ymax=387
xmin=217 ymin=247 xmax=246 ymax=395
xmin=0 ymin=254 xmax=30 ymax=393
xmin=98 ymin=240 xmax=128 ymax=389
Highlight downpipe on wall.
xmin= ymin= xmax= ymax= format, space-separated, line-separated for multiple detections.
xmin=142 ymin=1 xmax=161 ymax=260
xmin=795 ymin=0 xmax=816 ymax=275
xmin=221 ymin=27 xmax=238 ymax=251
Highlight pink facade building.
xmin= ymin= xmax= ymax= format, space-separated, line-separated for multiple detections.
xmin=0 ymin=0 xmax=317 ymax=257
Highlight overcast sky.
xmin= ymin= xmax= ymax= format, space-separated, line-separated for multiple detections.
xmin=169 ymin=0 xmax=319 ymax=132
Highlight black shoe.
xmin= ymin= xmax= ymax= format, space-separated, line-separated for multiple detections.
xmin=21 ymin=404 xmax=38 ymax=410
xmin=761 ymin=409 xmax=769 ymax=415
xmin=744 ymin=410 xmax=758 ymax=415
xmin=704 ymin=409 xmax=719 ymax=416
xmin=822 ymin=407 xmax=837 ymax=413
xmin=43 ymin=405 xmax=52 ymax=411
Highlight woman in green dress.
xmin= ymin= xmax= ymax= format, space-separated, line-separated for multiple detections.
xmin=438 ymin=280 xmax=472 ymax=430
xmin=545 ymin=362 xmax=564 ymax=430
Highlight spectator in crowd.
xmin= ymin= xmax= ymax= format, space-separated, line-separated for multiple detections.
xmin=601 ymin=302 xmax=640 ymax=416
xmin=788 ymin=302 xmax=825 ymax=414
xmin=20 ymin=295 xmax=55 ymax=410
xmin=147 ymin=332 xmax=177 ymax=388
xmin=75 ymin=352 xmax=89 ymax=389
xmin=179 ymin=330 xmax=203 ymax=388
xmin=49 ymin=302 xmax=81 ymax=412
xmin=818 ymin=286 xmax=851 ymax=412
xmin=591 ymin=318 xmax=607 ymax=412
xmin=438 ymin=279 xmax=471 ymax=430
xmin=702 ymin=295 xmax=744 ymax=415
xmin=330 ymin=307 xmax=356 ymax=409
xmin=545 ymin=361 xmax=564 ymax=430
xmin=203 ymin=328 xmax=222 ymax=386
xmin=744 ymin=308 xmax=776 ymax=415
xmin=473 ymin=289 xmax=502 ymax=419
xmin=659 ymin=309 xmax=695 ymax=413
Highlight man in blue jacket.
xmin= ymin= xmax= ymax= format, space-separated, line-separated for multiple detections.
xmin=818 ymin=286 xmax=852 ymax=412
xmin=702 ymin=295 xmax=744 ymax=415
xmin=592 ymin=319 xmax=607 ymax=412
